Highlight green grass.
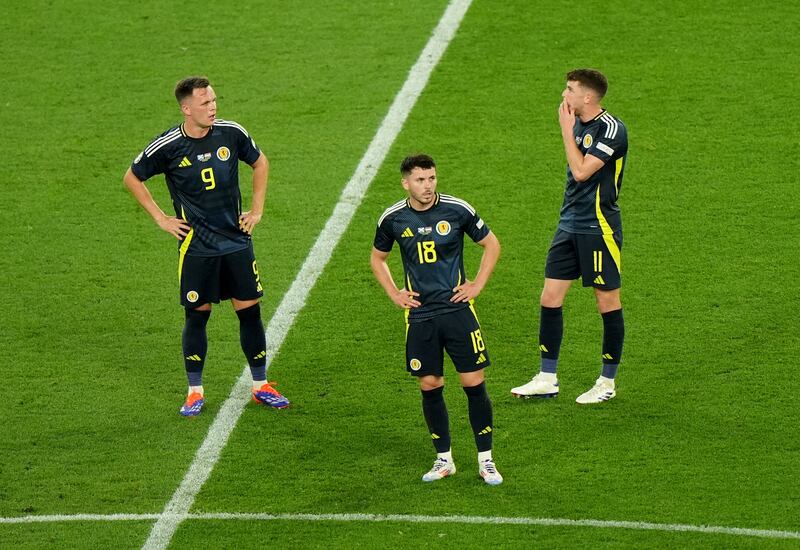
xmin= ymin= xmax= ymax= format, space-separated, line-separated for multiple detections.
xmin=1 ymin=0 xmax=799 ymax=548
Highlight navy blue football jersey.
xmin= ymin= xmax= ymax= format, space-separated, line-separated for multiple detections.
xmin=131 ymin=119 xmax=262 ymax=256
xmin=558 ymin=110 xmax=628 ymax=235
xmin=374 ymin=193 xmax=490 ymax=322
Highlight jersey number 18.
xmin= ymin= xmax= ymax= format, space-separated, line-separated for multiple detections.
xmin=416 ymin=241 xmax=437 ymax=264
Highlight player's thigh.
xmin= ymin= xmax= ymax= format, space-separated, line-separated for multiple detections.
xmin=219 ymin=245 xmax=264 ymax=301
xmin=442 ymin=307 xmax=490 ymax=374
xmin=541 ymin=277 xmax=573 ymax=307
xmin=406 ymin=319 xmax=444 ymax=377
xmin=544 ymin=229 xmax=581 ymax=281
xmin=575 ymin=232 xmax=622 ymax=290
xmin=180 ymin=254 xmax=222 ymax=307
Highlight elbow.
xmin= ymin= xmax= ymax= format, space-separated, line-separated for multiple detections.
xmin=573 ymin=170 xmax=590 ymax=183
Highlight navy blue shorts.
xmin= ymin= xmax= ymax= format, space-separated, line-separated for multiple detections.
xmin=179 ymin=245 xmax=263 ymax=307
xmin=405 ymin=306 xmax=490 ymax=377
xmin=544 ymin=229 xmax=622 ymax=289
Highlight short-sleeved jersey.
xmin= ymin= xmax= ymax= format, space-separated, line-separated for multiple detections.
xmin=557 ymin=110 xmax=628 ymax=235
xmin=374 ymin=193 xmax=490 ymax=323
xmin=130 ymin=119 xmax=262 ymax=257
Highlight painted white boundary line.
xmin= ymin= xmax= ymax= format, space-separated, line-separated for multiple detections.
xmin=141 ymin=1 xmax=473 ymax=549
xmin=4 ymin=512 xmax=799 ymax=541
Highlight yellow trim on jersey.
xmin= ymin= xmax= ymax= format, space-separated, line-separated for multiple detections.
xmin=595 ymin=187 xmax=621 ymax=272
xmin=404 ymin=275 xmax=413 ymax=339
xmin=468 ymin=300 xmax=480 ymax=323
xmin=614 ymin=157 xmax=624 ymax=197
xmin=178 ymin=228 xmax=194 ymax=280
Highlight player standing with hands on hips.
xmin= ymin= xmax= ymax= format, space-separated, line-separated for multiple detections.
xmin=123 ymin=76 xmax=289 ymax=416
xmin=371 ymin=155 xmax=503 ymax=485
xmin=512 ymin=69 xmax=628 ymax=404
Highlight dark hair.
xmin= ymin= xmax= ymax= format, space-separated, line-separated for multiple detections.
xmin=566 ymin=68 xmax=608 ymax=99
xmin=174 ymin=76 xmax=211 ymax=103
xmin=400 ymin=154 xmax=436 ymax=176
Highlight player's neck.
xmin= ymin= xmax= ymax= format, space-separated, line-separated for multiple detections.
xmin=182 ymin=121 xmax=211 ymax=139
xmin=579 ymin=104 xmax=603 ymax=123
xmin=407 ymin=196 xmax=436 ymax=211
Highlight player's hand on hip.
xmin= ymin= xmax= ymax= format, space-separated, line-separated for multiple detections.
xmin=239 ymin=211 xmax=262 ymax=235
xmin=451 ymin=280 xmax=482 ymax=303
xmin=392 ymin=289 xmax=420 ymax=309
xmin=157 ymin=216 xmax=191 ymax=239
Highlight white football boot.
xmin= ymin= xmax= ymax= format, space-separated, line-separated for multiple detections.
xmin=575 ymin=376 xmax=616 ymax=404
xmin=422 ymin=458 xmax=456 ymax=482
xmin=510 ymin=372 xmax=559 ymax=398
xmin=479 ymin=459 xmax=503 ymax=486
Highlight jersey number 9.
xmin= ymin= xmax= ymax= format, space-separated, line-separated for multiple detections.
xmin=201 ymin=167 xmax=216 ymax=190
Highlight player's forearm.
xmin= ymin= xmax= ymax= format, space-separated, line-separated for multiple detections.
xmin=250 ymin=154 xmax=268 ymax=214
xmin=473 ymin=235 xmax=501 ymax=289
xmin=563 ymin=132 xmax=592 ymax=183
xmin=370 ymin=255 xmax=400 ymax=297
xmin=562 ymin=135 xmax=590 ymax=182
xmin=123 ymin=170 xmax=168 ymax=223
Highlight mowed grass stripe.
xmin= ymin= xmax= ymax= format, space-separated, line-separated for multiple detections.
xmin=142 ymin=2 xmax=474 ymax=549
xmin=3 ymin=512 xmax=799 ymax=541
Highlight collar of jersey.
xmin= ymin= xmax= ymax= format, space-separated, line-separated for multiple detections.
xmin=406 ymin=192 xmax=440 ymax=212
xmin=590 ymin=108 xmax=607 ymax=122
xmin=179 ymin=123 xmax=214 ymax=141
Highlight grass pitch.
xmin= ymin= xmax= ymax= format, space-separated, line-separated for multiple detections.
xmin=1 ymin=0 xmax=798 ymax=548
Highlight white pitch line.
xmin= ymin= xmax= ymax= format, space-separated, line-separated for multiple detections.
xmin=4 ymin=512 xmax=799 ymax=541
xmin=141 ymin=1 xmax=473 ymax=549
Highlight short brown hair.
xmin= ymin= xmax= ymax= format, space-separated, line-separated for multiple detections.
xmin=566 ymin=69 xmax=608 ymax=99
xmin=400 ymin=154 xmax=436 ymax=176
xmin=174 ymin=76 xmax=210 ymax=103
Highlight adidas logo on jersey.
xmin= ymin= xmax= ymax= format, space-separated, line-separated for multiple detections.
xmin=178 ymin=157 xmax=192 ymax=168
xmin=401 ymin=227 xmax=414 ymax=238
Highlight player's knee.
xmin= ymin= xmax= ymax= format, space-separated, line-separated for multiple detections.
xmin=419 ymin=376 xmax=444 ymax=391
xmin=595 ymin=290 xmax=621 ymax=313
xmin=459 ymin=370 xmax=485 ymax=388
xmin=235 ymin=302 xmax=261 ymax=322
xmin=540 ymin=291 xmax=564 ymax=308
xmin=184 ymin=307 xmax=211 ymax=327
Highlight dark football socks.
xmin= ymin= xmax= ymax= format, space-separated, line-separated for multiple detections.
xmin=539 ymin=305 xmax=563 ymax=373
xmin=183 ymin=308 xmax=210 ymax=386
xmin=601 ymin=308 xmax=624 ymax=379
xmin=236 ymin=303 xmax=267 ymax=382
xmin=421 ymin=386 xmax=451 ymax=453
xmin=463 ymin=381 xmax=493 ymax=452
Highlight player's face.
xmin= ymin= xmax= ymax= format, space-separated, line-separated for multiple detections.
xmin=402 ymin=167 xmax=437 ymax=210
xmin=182 ymin=86 xmax=217 ymax=128
xmin=562 ymin=80 xmax=589 ymax=115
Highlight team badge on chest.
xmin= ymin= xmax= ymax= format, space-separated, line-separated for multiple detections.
xmin=216 ymin=146 xmax=230 ymax=161
xmin=582 ymin=134 xmax=593 ymax=148
xmin=436 ymin=220 xmax=451 ymax=236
